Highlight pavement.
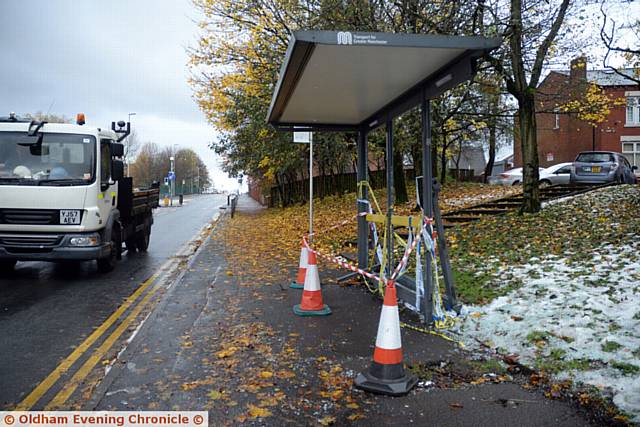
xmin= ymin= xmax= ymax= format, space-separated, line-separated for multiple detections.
xmin=72 ymin=195 xmax=600 ymax=426
xmin=0 ymin=194 xmax=228 ymax=409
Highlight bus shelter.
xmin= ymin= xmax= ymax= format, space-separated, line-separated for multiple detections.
xmin=268 ymin=31 xmax=500 ymax=324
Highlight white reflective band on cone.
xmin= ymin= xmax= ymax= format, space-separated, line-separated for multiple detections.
xmin=299 ymin=247 xmax=308 ymax=268
xmin=304 ymin=265 xmax=321 ymax=291
xmin=375 ymin=305 xmax=402 ymax=349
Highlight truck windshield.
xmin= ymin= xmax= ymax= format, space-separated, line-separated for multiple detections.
xmin=0 ymin=132 xmax=96 ymax=185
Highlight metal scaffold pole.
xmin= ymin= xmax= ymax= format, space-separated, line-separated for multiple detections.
xmin=421 ymin=90 xmax=434 ymax=323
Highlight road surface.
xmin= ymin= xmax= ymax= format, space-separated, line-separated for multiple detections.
xmin=0 ymin=194 xmax=226 ymax=408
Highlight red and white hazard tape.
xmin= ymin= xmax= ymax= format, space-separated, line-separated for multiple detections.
xmin=302 ymin=234 xmax=386 ymax=285
xmin=302 ymin=213 xmax=435 ymax=287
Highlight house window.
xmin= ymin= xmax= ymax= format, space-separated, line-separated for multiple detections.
xmin=553 ymin=108 xmax=560 ymax=129
xmin=622 ymin=140 xmax=640 ymax=167
xmin=627 ymin=96 xmax=640 ymax=125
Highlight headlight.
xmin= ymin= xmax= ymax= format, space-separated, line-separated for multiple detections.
xmin=68 ymin=233 xmax=100 ymax=247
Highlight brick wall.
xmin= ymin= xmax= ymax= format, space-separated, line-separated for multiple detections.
xmin=515 ymin=59 xmax=640 ymax=167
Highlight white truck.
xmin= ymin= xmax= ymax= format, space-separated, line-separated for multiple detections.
xmin=0 ymin=113 xmax=159 ymax=272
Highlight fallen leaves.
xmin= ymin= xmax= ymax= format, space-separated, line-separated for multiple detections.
xmin=215 ymin=346 xmax=238 ymax=359
xmin=258 ymin=371 xmax=274 ymax=379
xmin=318 ymin=416 xmax=336 ymax=426
xmin=208 ymin=390 xmax=224 ymax=400
xmin=246 ymin=404 xmax=272 ymax=419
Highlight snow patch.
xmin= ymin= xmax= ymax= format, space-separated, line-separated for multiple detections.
xmin=456 ymin=240 xmax=640 ymax=420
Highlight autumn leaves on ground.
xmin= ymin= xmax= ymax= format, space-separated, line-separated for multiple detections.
xmin=213 ymin=182 xmax=639 ymax=425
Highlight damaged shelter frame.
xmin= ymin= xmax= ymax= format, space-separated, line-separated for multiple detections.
xmin=267 ymin=30 xmax=500 ymax=324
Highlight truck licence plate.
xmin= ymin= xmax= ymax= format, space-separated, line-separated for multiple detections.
xmin=60 ymin=210 xmax=81 ymax=225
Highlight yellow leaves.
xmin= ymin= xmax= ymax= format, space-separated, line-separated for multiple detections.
xmin=347 ymin=413 xmax=365 ymax=421
xmin=319 ymin=416 xmax=336 ymax=425
xmin=559 ymin=83 xmax=625 ymax=126
xmin=258 ymin=371 xmax=274 ymax=379
xmin=208 ymin=390 xmax=224 ymax=400
xmin=246 ymin=404 xmax=272 ymax=419
xmin=258 ymin=396 xmax=279 ymax=407
xmin=180 ymin=383 xmax=198 ymax=391
xmin=276 ymin=369 xmax=295 ymax=379
xmin=330 ymin=390 xmax=344 ymax=400
xmin=215 ymin=346 xmax=238 ymax=359
xmin=258 ymin=156 xmax=271 ymax=169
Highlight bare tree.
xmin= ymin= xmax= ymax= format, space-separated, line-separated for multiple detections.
xmin=600 ymin=1 xmax=640 ymax=84
xmin=484 ymin=0 xmax=572 ymax=213
xmin=25 ymin=112 xmax=70 ymax=123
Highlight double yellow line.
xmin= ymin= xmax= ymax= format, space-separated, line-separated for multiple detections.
xmin=16 ymin=260 xmax=173 ymax=410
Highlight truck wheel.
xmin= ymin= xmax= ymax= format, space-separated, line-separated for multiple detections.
xmin=136 ymin=226 xmax=150 ymax=252
xmin=0 ymin=260 xmax=17 ymax=272
xmin=125 ymin=238 xmax=137 ymax=253
xmin=97 ymin=232 xmax=120 ymax=272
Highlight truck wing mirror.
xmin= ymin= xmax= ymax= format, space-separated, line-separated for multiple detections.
xmin=111 ymin=160 xmax=124 ymax=181
xmin=110 ymin=142 xmax=125 ymax=158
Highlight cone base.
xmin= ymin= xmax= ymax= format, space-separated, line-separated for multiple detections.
xmin=353 ymin=369 xmax=418 ymax=397
xmin=293 ymin=304 xmax=331 ymax=316
xmin=289 ymin=282 xmax=304 ymax=289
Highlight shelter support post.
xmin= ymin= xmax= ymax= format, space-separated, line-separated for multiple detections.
xmin=357 ymin=130 xmax=369 ymax=270
xmin=386 ymin=119 xmax=394 ymax=278
xmin=432 ymin=181 xmax=459 ymax=311
xmin=421 ymin=92 xmax=434 ymax=323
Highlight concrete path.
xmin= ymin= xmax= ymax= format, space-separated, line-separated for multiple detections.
xmin=82 ymin=195 xmax=597 ymax=426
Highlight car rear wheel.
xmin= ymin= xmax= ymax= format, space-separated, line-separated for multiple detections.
xmin=512 ymin=180 xmax=520 ymax=186
xmin=539 ymin=179 xmax=552 ymax=188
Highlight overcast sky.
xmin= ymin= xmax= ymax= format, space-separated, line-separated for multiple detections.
xmin=0 ymin=0 xmax=240 ymax=191
xmin=1 ymin=1 xmax=637 ymax=186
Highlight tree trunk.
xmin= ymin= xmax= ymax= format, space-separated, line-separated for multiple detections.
xmin=518 ymin=91 xmax=541 ymax=213
xmin=484 ymin=121 xmax=497 ymax=183
xmin=431 ymin=138 xmax=438 ymax=183
xmin=393 ymin=147 xmax=408 ymax=203
xmin=440 ymin=136 xmax=448 ymax=184
xmin=275 ymin=174 xmax=285 ymax=208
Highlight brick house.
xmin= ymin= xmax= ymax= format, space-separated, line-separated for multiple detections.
xmin=514 ymin=57 xmax=640 ymax=169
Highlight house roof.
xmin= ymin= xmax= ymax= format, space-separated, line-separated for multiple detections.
xmin=556 ymin=68 xmax=638 ymax=86
xmin=266 ymin=31 xmax=500 ymax=131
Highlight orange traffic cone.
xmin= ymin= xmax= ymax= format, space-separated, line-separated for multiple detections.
xmin=290 ymin=241 xmax=307 ymax=289
xmin=293 ymin=250 xmax=331 ymax=316
xmin=354 ymin=280 xmax=417 ymax=396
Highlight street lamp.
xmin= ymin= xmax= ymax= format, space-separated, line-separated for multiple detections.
xmin=170 ymin=156 xmax=175 ymax=206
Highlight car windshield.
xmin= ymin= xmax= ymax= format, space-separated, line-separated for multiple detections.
xmin=0 ymin=131 xmax=96 ymax=185
xmin=576 ymin=153 xmax=614 ymax=163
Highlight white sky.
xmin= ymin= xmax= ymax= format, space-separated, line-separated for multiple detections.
xmin=0 ymin=0 xmax=241 ymax=191
xmin=0 ymin=1 xmax=637 ymax=189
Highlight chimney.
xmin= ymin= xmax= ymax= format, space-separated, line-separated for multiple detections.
xmin=569 ymin=56 xmax=587 ymax=83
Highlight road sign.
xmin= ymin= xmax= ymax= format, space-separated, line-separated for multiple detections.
xmin=293 ymin=131 xmax=312 ymax=144
xmin=168 ymin=171 xmax=176 ymax=181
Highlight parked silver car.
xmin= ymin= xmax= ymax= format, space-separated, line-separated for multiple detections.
xmin=539 ymin=162 xmax=573 ymax=187
xmin=489 ymin=167 xmax=544 ymax=186
xmin=570 ymin=151 xmax=637 ymax=185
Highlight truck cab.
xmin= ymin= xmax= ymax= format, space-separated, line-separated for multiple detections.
xmin=0 ymin=114 xmax=157 ymax=272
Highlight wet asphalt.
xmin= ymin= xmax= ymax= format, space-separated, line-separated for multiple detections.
xmin=0 ymin=194 xmax=227 ymax=408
